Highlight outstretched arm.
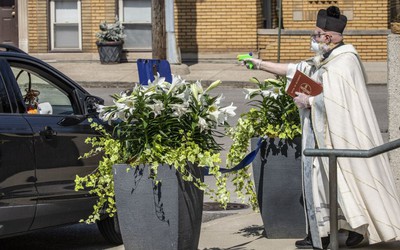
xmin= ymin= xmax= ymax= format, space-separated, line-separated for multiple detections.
xmin=244 ymin=58 xmax=289 ymax=76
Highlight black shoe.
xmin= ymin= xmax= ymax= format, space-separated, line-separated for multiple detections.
xmin=295 ymin=236 xmax=313 ymax=249
xmin=320 ymin=236 xmax=330 ymax=249
xmin=346 ymin=231 xmax=364 ymax=247
xmin=295 ymin=236 xmax=330 ymax=249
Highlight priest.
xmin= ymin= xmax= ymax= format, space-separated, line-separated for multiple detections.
xmin=244 ymin=5 xmax=400 ymax=249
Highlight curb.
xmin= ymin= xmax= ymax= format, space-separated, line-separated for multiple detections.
xmin=78 ymin=80 xmax=261 ymax=89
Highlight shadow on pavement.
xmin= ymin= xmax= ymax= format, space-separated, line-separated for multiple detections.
xmin=0 ymin=223 xmax=121 ymax=250
xmin=201 ymin=247 xmax=247 ymax=250
xmin=235 ymin=224 xmax=265 ymax=238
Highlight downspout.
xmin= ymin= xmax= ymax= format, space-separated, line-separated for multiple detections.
xmin=277 ymin=0 xmax=282 ymax=63
xmin=165 ymin=0 xmax=181 ymax=64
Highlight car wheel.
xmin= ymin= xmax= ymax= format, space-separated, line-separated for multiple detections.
xmin=97 ymin=213 xmax=123 ymax=245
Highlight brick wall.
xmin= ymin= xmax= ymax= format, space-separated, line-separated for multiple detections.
xmin=81 ymin=0 xmax=117 ymax=52
xmin=27 ymin=0 xmax=116 ymax=53
xmin=175 ymin=0 xmax=261 ymax=53
xmin=28 ymin=1 xmax=48 ymax=53
xmin=257 ymin=0 xmax=390 ymax=62
xmin=25 ymin=0 xmax=389 ymax=61
xmin=258 ymin=33 xmax=388 ymax=62
xmin=282 ymin=0 xmax=389 ymax=30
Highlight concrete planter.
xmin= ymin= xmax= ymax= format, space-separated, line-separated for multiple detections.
xmin=251 ymin=137 xmax=306 ymax=239
xmin=112 ymin=163 xmax=204 ymax=250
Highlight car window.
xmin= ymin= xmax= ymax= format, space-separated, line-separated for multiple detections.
xmin=11 ymin=66 xmax=74 ymax=115
xmin=0 ymin=74 xmax=12 ymax=113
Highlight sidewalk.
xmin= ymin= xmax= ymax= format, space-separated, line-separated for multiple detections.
xmin=198 ymin=209 xmax=400 ymax=250
xmin=44 ymin=60 xmax=277 ymax=88
xmin=34 ymin=55 xmax=387 ymax=88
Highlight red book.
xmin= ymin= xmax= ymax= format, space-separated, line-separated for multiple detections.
xmin=286 ymin=70 xmax=323 ymax=98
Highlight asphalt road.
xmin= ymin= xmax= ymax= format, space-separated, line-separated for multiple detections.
xmin=0 ymin=84 xmax=388 ymax=249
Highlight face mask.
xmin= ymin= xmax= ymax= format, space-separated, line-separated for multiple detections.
xmin=310 ymin=38 xmax=323 ymax=53
xmin=310 ymin=38 xmax=330 ymax=54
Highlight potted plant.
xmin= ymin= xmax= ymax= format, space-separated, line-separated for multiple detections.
xmin=226 ymin=76 xmax=306 ymax=238
xmin=96 ymin=16 xmax=125 ymax=64
xmin=75 ymin=75 xmax=237 ymax=250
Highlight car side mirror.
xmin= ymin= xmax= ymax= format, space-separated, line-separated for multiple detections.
xmin=84 ymin=95 xmax=104 ymax=115
xmin=57 ymin=95 xmax=104 ymax=126
xmin=57 ymin=115 xmax=87 ymax=126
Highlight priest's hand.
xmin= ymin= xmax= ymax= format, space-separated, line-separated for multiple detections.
xmin=243 ymin=58 xmax=262 ymax=70
xmin=294 ymin=92 xmax=311 ymax=109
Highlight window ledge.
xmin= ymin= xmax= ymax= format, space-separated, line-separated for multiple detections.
xmin=258 ymin=29 xmax=391 ymax=36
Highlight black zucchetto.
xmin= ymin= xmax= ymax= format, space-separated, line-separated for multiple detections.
xmin=316 ymin=6 xmax=347 ymax=33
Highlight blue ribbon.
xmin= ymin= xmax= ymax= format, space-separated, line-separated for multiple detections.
xmin=203 ymin=137 xmax=265 ymax=176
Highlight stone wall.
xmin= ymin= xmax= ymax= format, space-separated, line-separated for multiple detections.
xmin=388 ymin=34 xmax=400 ymax=193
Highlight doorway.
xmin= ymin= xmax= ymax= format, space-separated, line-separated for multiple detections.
xmin=0 ymin=0 xmax=18 ymax=46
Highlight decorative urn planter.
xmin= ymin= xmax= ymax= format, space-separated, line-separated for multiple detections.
xmin=96 ymin=41 xmax=123 ymax=64
xmin=251 ymin=136 xmax=306 ymax=239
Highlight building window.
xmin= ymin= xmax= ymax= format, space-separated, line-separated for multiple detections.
xmin=50 ymin=0 xmax=82 ymax=51
xmin=119 ymin=0 xmax=152 ymax=50
xmin=262 ymin=0 xmax=279 ymax=29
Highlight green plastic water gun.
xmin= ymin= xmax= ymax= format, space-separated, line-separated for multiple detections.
xmin=237 ymin=52 xmax=254 ymax=69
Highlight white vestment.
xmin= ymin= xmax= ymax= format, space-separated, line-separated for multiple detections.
xmin=286 ymin=44 xmax=400 ymax=248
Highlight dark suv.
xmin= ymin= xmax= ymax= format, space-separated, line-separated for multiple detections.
xmin=0 ymin=45 xmax=121 ymax=244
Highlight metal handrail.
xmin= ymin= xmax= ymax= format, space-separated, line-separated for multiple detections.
xmin=303 ymin=138 xmax=400 ymax=250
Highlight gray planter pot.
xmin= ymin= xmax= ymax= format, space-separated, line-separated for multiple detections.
xmin=96 ymin=41 xmax=123 ymax=64
xmin=112 ymin=163 xmax=204 ymax=250
xmin=251 ymin=137 xmax=306 ymax=239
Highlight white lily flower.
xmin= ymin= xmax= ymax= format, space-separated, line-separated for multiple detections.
xmin=204 ymin=80 xmax=221 ymax=93
xmin=195 ymin=80 xmax=204 ymax=94
xmin=114 ymin=100 xmax=127 ymax=110
xmin=207 ymin=104 xmax=220 ymax=123
xmin=96 ymin=104 xmax=105 ymax=114
xmin=218 ymin=103 xmax=237 ymax=123
xmin=220 ymin=103 xmax=237 ymax=117
xmin=191 ymin=83 xmax=200 ymax=104
xmin=117 ymin=110 xmax=128 ymax=121
xmin=261 ymin=87 xmax=280 ymax=99
xmin=264 ymin=78 xmax=282 ymax=85
xmin=215 ymin=94 xmax=224 ymax=105
xmin=149 ymin=100 xmax=164 ymax=117
xmin=175 ymin=92 xmax=187 ymax=102
xmin=123 ymin=98 xmax=136 ymax=108
xmin=209 ymin=111 xmax=221 ymax=123
xmin=149 ymin=72 xmax=166 ymax=86
xmin=198 ymin=117 xmax=208 ymax=132
xmin=100 ymin=110 xmax=115 ymax=124
xmin=244 ymin=88 xmax=261 ymax=100
xmin=171 ymin=102 xmax=189 ymax=117
xmin=168 ymin=75 xmax=185 ymax=95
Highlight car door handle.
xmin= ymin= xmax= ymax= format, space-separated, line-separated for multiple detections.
xmin=39 ymin=126 xmax=57 ymax=139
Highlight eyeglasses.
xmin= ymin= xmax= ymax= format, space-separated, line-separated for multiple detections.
xmin=311 ymin=31 xmax=342 ymax=39
xmin=310 ymin=32 xmax=327 ymax=39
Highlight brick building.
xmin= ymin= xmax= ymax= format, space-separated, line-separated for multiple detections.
xmin=1 ymin=0 xmax=394 ymax=62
